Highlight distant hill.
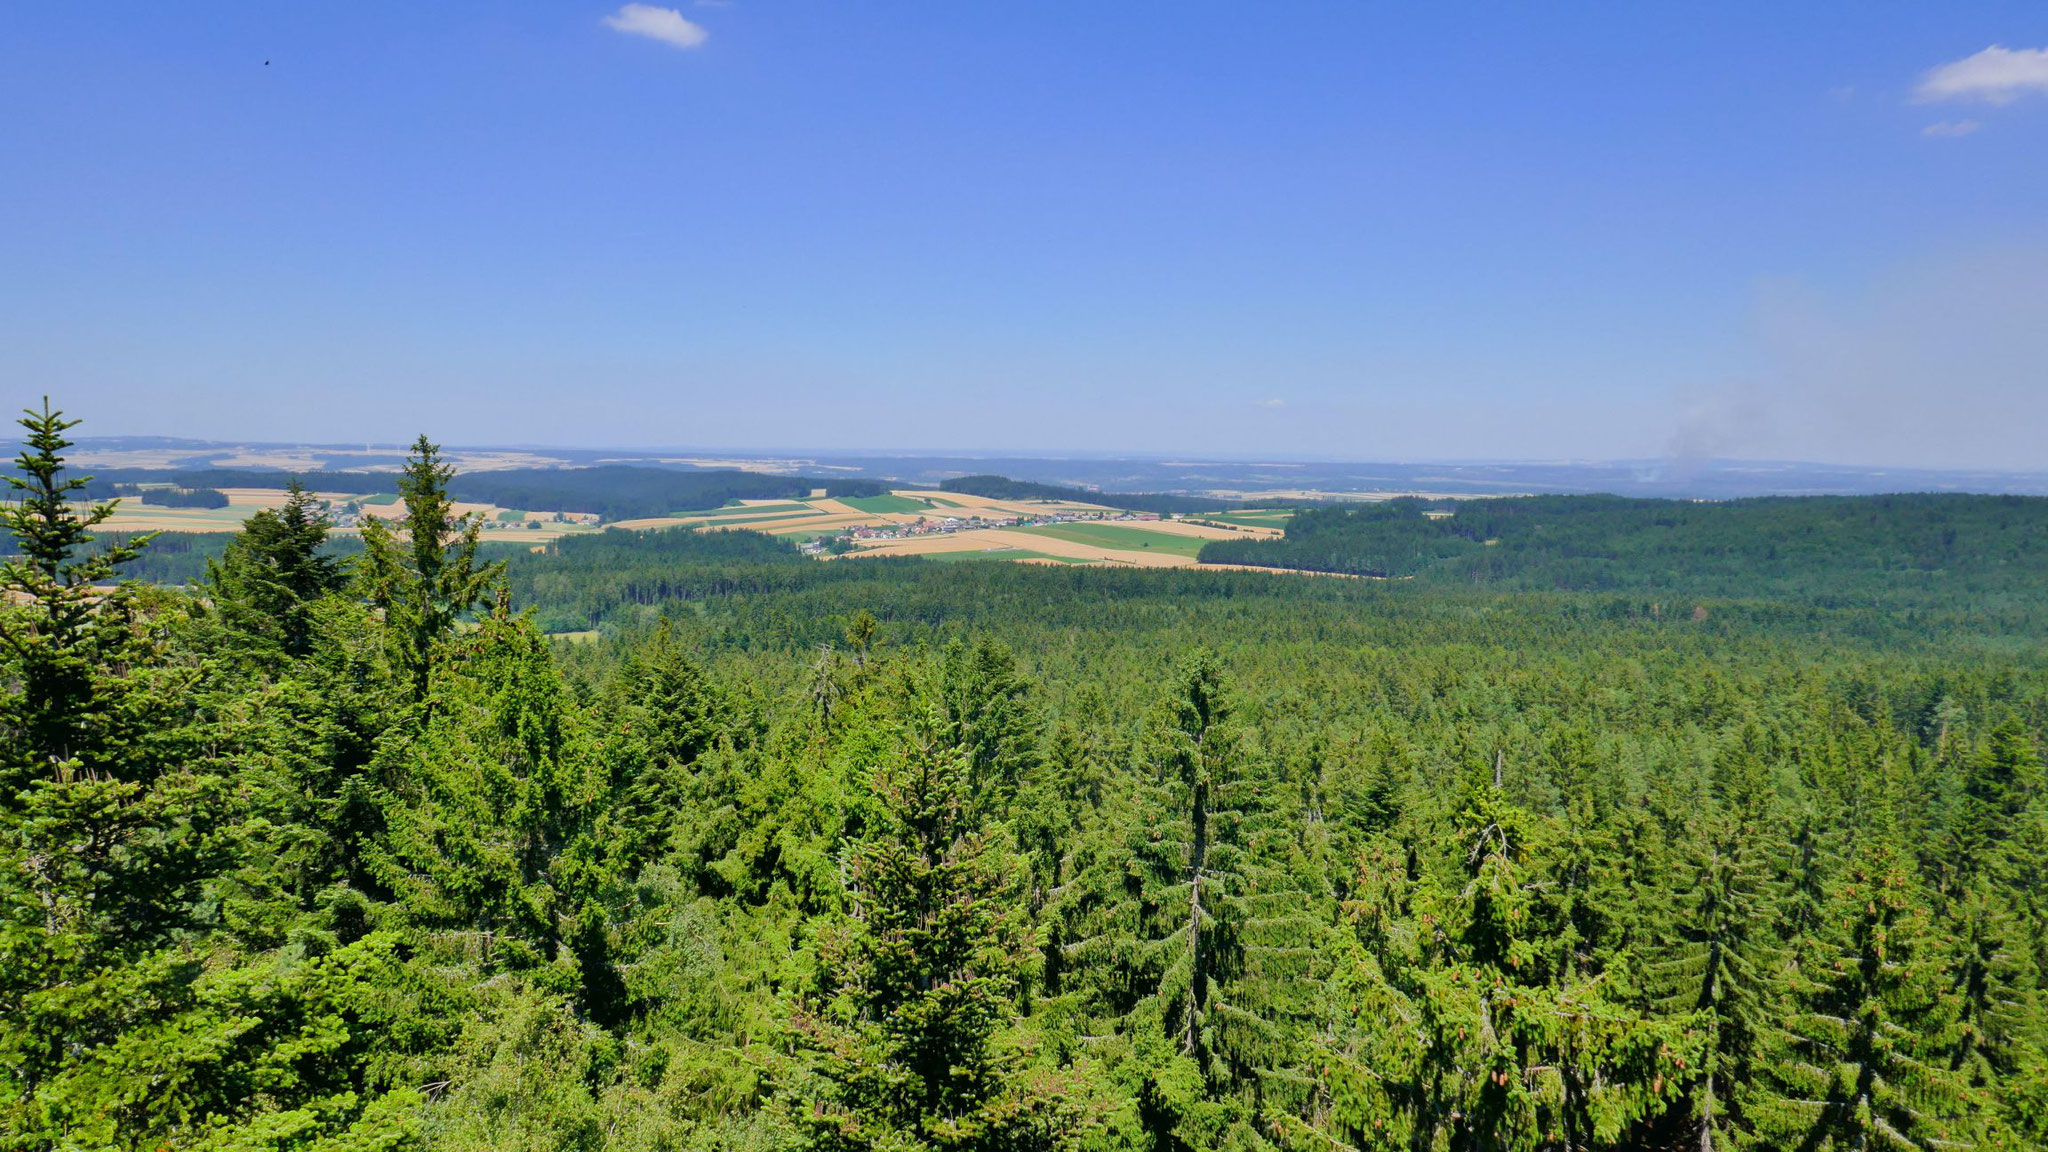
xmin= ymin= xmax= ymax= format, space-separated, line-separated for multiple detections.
xmin=76 ymin=466 xmax=891 ymax=521
xmin=66 ymin=438 xmax=2048 ymax=498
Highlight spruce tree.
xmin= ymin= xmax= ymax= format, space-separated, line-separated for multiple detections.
xmin=801 ymin=709 xmax=1076 ymax=1151
xmin=1757 ymin=842 xmax=1975 ymax=1151
xmin=1644 ymin=831 xmax=1785 ymax=1150
xmin=1057 ymin=651 xmax=1319 ymax=1148
xmin=205 ymin=478 xmax=344 ymax=658
xmin=0 ymin=399 xmax=156 ymax=786
xmin=357 ymin=434 xmax=502 ymax=701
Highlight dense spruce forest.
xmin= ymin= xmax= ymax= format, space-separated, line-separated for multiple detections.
xmin=7 ymin=404 xmax=2048 ymax=1152
xmin=1197 ymin=494 xmax=2048 ymax=593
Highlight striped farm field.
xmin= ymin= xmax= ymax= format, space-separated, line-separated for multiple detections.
xmin=675 ymin=502 xmax=816 ymax=519
xmin=687 ymin=511 xmax=824 ymax=527
xmin=1010 ymin=522 xmax=1210 ymax=558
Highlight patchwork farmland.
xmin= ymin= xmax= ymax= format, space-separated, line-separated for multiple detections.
xmin=611 ymin=489 xmax=1283 ymax=568
xmin=86 ymin=476 xmax=1305 ymax=570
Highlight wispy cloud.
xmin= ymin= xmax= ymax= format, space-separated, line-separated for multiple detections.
xmin=1914 ymin=45 xmax=2048 ymax=104
xmin=1922 ymin=119 xmax=1984 ymax=138
xmin=603 ymin=3 xmax=708 ymax=49
xmin=1256 ymin=398 xmax=1286 ymax=409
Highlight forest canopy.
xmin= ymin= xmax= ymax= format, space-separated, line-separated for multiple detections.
xmin=5 ymin=405 xmax=2048 ymax=1152
xmin=1198 ymin=492 xmax=2048 ymax=593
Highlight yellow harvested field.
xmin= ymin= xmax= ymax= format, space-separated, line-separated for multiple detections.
xmin=216 ymin=487 xmax=294 ymax=508
xmin=97 ymin=506 xmax=257 ymax=533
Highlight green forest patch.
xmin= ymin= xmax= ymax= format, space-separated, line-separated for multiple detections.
xmin=840 ymin=494 xmax=938 ymax=515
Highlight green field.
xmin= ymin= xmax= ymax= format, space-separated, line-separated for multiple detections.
xmin=1011 ymin=522 xmax=1209 ymax=557
xmin=359 ymin=492 xmax=401 ymax=505
xmin=840 ymin=494 xmax=938 ymax=515
xmin=1204 ymin=509 xmax=1295 ymax=527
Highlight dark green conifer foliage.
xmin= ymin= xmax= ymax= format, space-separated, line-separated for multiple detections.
xmin=1952 ymin=721 xmax=2043 ymax=884
xmin=603 ymin=618 xmax=726 ymax=873
xmin=1645 ymin=831 xmax=1785 ymax=1150
xmin=802 ymin=709 xmax=1076 ymax=1151
xmin=931 ymin=637 xmax=1040 ymax=809
xmin=369 ymin=597 xmax=594 ymax=967
xmin=0 ymin=399 xmax=156 ymax=785
xmin=1943 ymin=880 xmax=2039 ymax=1123
xmin=1 ymin=408 xmax=410 ymax=1150
xmin=1759 ymin=843 xmax=1974 ymax=1151
xmin=1058 ymin=651 xmax=1321 ymax=1148
xmin=204 ymin=478 xmax=344 ymax=658
xmin=358 ymin=434 xmax=503 ymax=701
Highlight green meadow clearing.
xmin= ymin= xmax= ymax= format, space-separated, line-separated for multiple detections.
xmin=839 ymin=493 xmax=939 ymax=515
xmin=1202 ymin=509 xmax=1295 ymax=527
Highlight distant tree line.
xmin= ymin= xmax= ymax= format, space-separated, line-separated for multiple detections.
xmin=78 ymin=465 xmax=894 ymax=521
xmin=941 ymin=473 xmax=1230 ymax=515
xmin=115 ymin=484 xmax=230 ymax=509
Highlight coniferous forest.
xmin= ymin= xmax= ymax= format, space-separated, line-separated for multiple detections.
xmin=8 ymin=403 xmax=2048 ymax=1152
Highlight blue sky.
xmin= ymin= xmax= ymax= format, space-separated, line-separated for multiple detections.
xmin=4 ymin=3 xmax=2045 ymax=467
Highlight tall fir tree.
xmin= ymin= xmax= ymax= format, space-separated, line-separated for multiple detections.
xmin=800 ymin=708 xmax=1079 ymax=1151
xmin=357 ymin=434 xmax=502 ymax=702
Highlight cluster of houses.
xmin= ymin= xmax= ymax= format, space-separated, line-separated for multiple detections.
xmin=318 ymin=499 xmax=598 ymax=532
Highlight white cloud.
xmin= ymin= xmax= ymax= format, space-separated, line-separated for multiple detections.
xmin=1922 ymin=119 xmax=1984 ymax=138
xmin=1914 ymin=45 xmax=2048 ymax=104
xmin=1256 ymin=398 xmax=1286 ymax=409
xmin=603 ymin=4 xmax=708 ymax=49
